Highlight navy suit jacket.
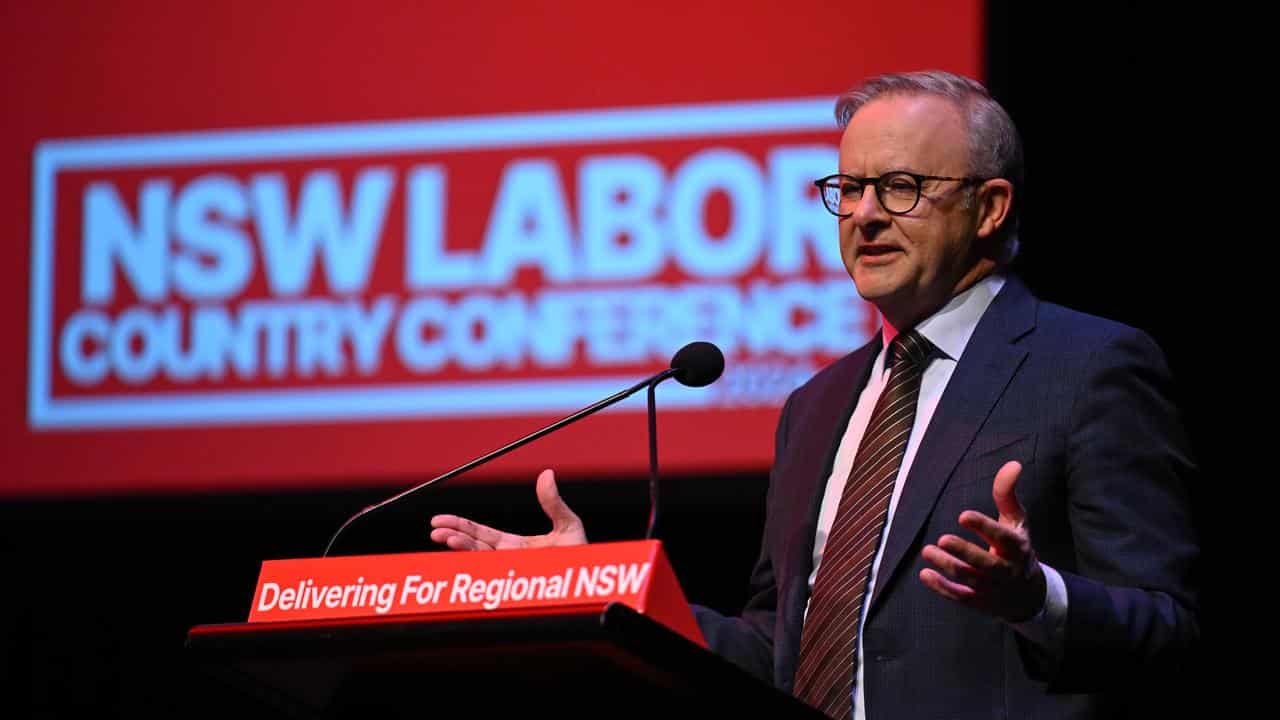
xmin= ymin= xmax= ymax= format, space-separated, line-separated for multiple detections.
xmin=693 ymin=276 xmax=1200 ymax=719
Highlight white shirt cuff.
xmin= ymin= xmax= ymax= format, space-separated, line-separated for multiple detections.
xmin=1008 ymin=562 xmax=1068 ymax=655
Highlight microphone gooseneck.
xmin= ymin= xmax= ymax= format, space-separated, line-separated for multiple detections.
xmin=323 ymin=341 xmax=725 ymax=557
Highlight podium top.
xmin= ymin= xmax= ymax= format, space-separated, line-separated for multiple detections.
xmin=188 ymin=602 xmax=826 ymax=719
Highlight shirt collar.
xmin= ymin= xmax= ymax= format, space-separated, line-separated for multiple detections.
xmin=880 ymin=273 xmax=1006 ymax=367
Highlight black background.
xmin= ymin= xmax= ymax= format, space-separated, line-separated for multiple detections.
xmin=1 ymin=5 xmax=1220 ymax=717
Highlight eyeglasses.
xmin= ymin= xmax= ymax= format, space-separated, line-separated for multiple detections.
xmin=812 ymin=171 xmax=989 ymax=217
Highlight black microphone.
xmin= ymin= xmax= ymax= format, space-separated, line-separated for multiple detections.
xmin=322 ymin=341 xmax=725 ymax=556
xmin=670 ymin=340 xmax=725 ymax=388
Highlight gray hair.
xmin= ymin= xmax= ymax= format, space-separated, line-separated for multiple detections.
xmin=835 ymin=70 xmax=1022 ymax=263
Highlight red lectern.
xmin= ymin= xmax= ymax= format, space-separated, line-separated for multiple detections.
xmin=187 ymin=541 xmax=824 ymax=718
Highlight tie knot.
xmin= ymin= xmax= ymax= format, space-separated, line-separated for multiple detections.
xmin=891 ymin=330 xmax=933 ymax=370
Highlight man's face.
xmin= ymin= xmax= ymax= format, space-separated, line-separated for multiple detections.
xmin=837 ymin=94 xmax=993 ymax=329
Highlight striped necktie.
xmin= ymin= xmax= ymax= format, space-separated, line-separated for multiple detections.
xmin=793 ymin=329 xmax=934 ymax=719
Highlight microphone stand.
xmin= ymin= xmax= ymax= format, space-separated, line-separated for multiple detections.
xmin=645 ymin=379 xmax=661 ymax=540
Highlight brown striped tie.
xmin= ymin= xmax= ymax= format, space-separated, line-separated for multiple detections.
xmin=793 ymin=329 xmax=934 ymax=719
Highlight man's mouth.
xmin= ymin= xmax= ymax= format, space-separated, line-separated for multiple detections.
xmin=858 ymin=244 xmax=902 ymax=259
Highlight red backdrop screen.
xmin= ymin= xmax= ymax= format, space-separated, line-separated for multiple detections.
xmin=2 ymin=1 xmax=983 ymax=496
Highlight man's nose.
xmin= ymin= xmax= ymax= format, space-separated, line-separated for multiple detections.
xmin=849 ymin=185 xmax=889 ymax=227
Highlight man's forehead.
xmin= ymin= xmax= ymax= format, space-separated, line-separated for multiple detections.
xmin=838 ymin=94 xmax=968 ymax=172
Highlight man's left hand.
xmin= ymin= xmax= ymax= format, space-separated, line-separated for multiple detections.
xmin=919 ymin=460 xmax=1047 ymax=622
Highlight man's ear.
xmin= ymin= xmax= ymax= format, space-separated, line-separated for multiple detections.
xmin=975 ymin=178 xmax=1013 ymax=240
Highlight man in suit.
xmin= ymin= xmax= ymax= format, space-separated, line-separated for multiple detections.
xmin=429 ymin=71 xmax=1199 ymax=719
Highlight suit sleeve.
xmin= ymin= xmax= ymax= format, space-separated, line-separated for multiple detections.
xmin=1023 ymin=326 xmax=1200 ymax=691
xmin=691 ymin=391 xmax=800 ymax=685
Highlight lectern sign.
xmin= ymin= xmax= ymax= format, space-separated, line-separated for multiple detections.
xmin=248 ymin=539 xmax=704 ymax=646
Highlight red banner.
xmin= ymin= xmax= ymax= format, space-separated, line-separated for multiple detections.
xmin=248 ymin=540 xmax=704 ymax=646
xmin=3 ymin=2 xmax=983 ymax=496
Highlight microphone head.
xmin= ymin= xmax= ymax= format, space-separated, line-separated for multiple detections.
xmin=670 ymin=341 xmax=725 ymax=387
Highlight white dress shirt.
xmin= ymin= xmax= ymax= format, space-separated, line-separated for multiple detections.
xmin=803 ymin=274 xmax=1067 ymax=719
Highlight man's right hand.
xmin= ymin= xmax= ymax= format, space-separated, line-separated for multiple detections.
xmin=428 ymin=469 xmax=588 ymax=550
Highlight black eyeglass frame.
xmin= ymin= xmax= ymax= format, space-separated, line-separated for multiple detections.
xmin=812 ymin=171 xmax=991 ymax=217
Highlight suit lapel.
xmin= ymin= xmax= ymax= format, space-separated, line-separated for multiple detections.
xmin=865 ymin=276 xmax=1038 ymax=617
